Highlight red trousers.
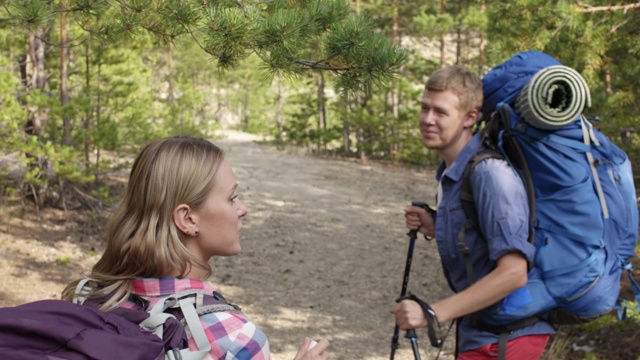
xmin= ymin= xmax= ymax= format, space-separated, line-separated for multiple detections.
xmin=457 ymin=334 xmax=550 ymax=360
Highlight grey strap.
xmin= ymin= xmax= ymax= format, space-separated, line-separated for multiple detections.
xmin=72 ymin=278 xmax=96 ymax=304
xmin=580 ymin=116 xmax=608 ymax=218
xmin=145 ymin=294 xmax=211 ymax=360
xmin=168 ymin=298 xmax=211 ymax=360
xmin=139 ymin=313 xmax=175 ymax=339
xmin=497 ymin=332 xmax=508 ymax=360
xmin=144 ymin=289 xmax=241 ymax=360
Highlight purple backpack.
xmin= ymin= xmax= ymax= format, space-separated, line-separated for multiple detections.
xmin=0 ymin=288 xmax=241 ymax=360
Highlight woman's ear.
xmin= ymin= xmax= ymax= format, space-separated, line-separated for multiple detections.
xmin=173 ymin=204 xmax=199 ymax=236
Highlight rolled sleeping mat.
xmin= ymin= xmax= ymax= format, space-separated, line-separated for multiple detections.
xmin=515 ymin=65 xmax=591 ymax=130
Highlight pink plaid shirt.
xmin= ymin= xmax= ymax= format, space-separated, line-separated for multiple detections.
xmin=121 ymin=277 xmax=270 ymax=360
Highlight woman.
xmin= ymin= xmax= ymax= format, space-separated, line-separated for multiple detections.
xmin=62 ymin=136 xmax=329 ymax=360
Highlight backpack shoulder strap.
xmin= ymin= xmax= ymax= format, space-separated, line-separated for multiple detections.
xmin=146 ymin=290 xmax=242 ymax=317
xmin=458 ymin=148 xmax=504 ymax=286
xmin=460 ymin=149 xmax=504 ymax=238
xmin=142 ymin=290 xmax=243 ymax=360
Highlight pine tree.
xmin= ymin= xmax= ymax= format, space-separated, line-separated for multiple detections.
xmin=2 ymin=0 xmax=406 ymax=92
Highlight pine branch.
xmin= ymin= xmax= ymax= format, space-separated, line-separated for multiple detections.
xmin=609 ymin=18 xmax=630 ymax=34
xmin=294 ymin=59 xmax=352 ymax=71
xmin=576 ymin=1 xmax=640 ymax=13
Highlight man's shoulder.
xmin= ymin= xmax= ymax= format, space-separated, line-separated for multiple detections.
xmin=469 ymin=155 xmax=524 ymax=197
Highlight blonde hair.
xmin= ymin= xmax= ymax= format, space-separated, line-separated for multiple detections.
xmin=425 ymin=65 xmax=483 ymax=114
xmin=62 ymin=136 xmax=225 ymax=309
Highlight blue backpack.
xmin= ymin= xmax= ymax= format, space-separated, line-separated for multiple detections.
xmin=0 ymin=282 xmax=241 ymax=360
xmin=461 ymin=50 xmax=640 ymax=331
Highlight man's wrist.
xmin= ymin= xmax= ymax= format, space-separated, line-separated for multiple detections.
xmin=419 ymin=226 xmax=434 ymax=241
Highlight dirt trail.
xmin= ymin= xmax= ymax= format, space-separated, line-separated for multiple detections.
xmin=0 ymin=131 xmax=452 ymax=359
xmin=214 ymin=132 xmax=452 ymax=359
xmin=2 ymin=131 xmax=639 ymax=359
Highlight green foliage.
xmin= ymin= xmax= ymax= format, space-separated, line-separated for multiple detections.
xmin=325 ymin=15 xmax=407 ymax=92
xmin=414 ymin=12 xmax=454 ymax=38
xmin=282 ymin=85 xmax=320 ymax=147
xmin=459 ymin=4 xmax=487 ymax=32
xmin=1 ymin=0 xmax=640 ymax=208
xmin=4 ymin=187 xmax=18 ymax=196
xmin=21 ymin=136 xmax=94 ymax=187
xmin=0 ymin=64 xmax=27 ymax=153
xmin=484 ymin=0 xmax=640 ymax=174
xmin=202 ymin=6 xmax=255 ymax=69
xmin=4 ymin=0 xmax=52 ymax=30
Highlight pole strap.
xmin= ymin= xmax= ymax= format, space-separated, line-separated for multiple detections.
xmin=397 ymin=293 xmax=443 ymax=348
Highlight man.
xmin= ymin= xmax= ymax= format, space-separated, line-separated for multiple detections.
xmin=390 ymin=66 xmax=553 ymax=359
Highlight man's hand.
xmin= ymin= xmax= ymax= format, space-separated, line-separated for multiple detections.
xmin=390 ymin=299 xmax=428 ymax=330
xmin=404 ymin=204 xmax=435 ymax=238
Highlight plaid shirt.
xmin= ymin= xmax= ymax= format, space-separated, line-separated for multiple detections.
xmin=121 ymin=277 xmax=270 ymax=360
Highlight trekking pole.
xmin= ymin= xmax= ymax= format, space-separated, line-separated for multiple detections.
xmin=390 ymin=201 xmax=428 ymax=360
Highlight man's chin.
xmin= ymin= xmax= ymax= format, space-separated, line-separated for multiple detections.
xmin=422 ymin=138 xmax=441 ymax=150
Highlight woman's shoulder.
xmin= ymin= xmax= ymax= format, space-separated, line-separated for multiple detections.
xmin=198 ymin=310 xmax=270 ymax=359
xmin=199 ymin=309 xmax=264 ymax=335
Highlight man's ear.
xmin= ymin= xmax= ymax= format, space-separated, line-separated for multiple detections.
xmin=173 ymin=204 xmax=199 ymax=236
xmin=463 ymin=109 xmax=480 ymax=129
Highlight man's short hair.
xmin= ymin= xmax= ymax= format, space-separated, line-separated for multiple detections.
xmin=425 ymin=66 xmax=483 ymax=113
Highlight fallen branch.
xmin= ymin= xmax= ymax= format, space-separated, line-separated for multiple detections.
xmin=71 ymin=185 xmax=102 ymax=211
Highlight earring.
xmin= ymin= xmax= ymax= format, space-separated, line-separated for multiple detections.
xmin=194 ymin=230 xmax=199 ymax=235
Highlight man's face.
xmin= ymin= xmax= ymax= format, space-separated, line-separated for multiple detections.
xmin=418 ymin=89 xmax=474 ymax=155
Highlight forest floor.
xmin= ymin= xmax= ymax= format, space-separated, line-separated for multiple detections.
xmin=0 ymin=130 xmax=638 ymax=360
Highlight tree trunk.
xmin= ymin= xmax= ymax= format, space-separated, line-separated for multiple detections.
xmin=276 ymin=78 xmax=284 ymax=138
xmin=95 ymin=61 xmax=102 ymax=183
xmin=439 ymin=0 xmax=447 ymax=67
xmin=455 ymin=24 xmax=461 ymax=65
xmin=242 ymin=91 xmax=249 ymax=131
xmin=317 ymin=72 xmax=326 ymax=152
xmin=60 ymin=0 xmax=71 ymax=146
xmin=32 ymin=31 xmax=47 ymax=90
xmin=478 ymin=1 xmax=486 ymax=73
xmin=22 ymin=28 xmax=50 ymax=212
xmin=356 ymin=91 xmax=372 ymax=163
xmin=391 ymin=0 xmax=400 ymax=155
xmin=84 ymin=36 xmax=92 ymax=168
xmin=24 ymin=29 xmax=49 ymax=137
xmin=356 ymin=126 xmax=364 ymax=162
xmin=343 ymin=94 xmax=351 ymax=155
xmin=168 ymin=47 xmax=175 ymax=104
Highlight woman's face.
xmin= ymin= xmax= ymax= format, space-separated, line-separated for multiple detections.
xmin=187 ymin=159 xmax=248 ymax=261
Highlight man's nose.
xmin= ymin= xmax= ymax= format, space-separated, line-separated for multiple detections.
xmin=419 ymin=111 xmax=435 ymax=125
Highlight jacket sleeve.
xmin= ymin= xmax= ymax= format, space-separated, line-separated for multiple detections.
xmin=194 ymin=311 xmax=270 ymax=360
xmin=471 ymin=158 xmax=535 ymax=263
